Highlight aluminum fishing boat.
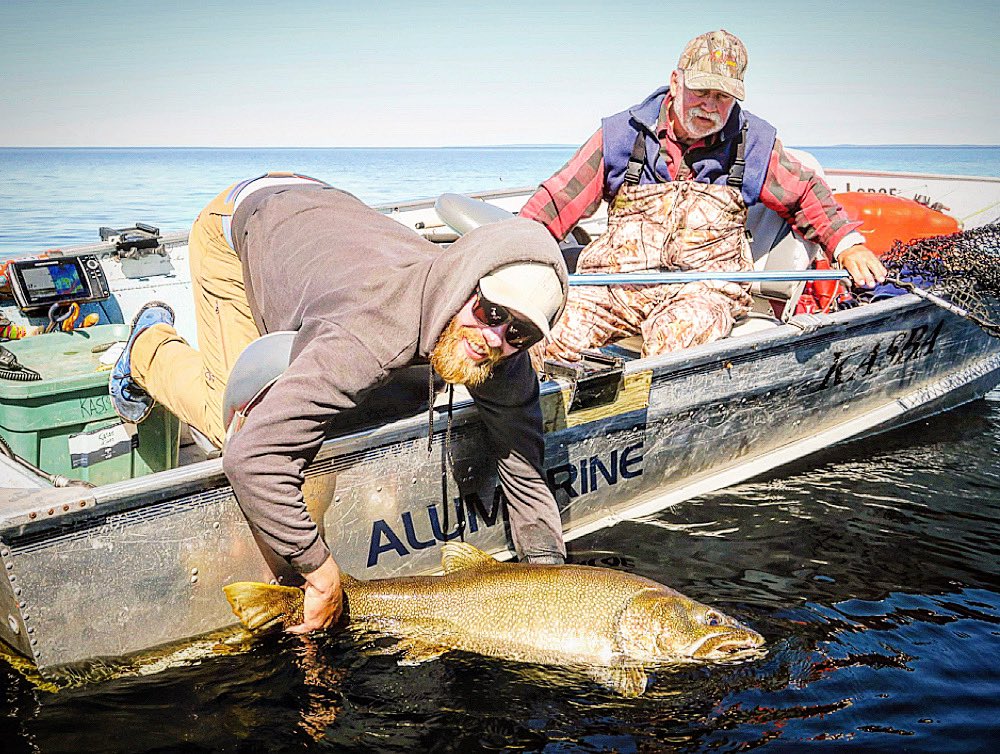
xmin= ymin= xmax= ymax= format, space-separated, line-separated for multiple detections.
xmin=1 ymin=158 xmax=999 ymax=678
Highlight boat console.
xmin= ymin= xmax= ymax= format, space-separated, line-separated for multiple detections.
xmin=5 ymin=255 xmax=110 ymax=313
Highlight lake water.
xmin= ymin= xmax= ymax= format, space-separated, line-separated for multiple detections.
xmin=1 ymin=146 xmax=998 ymax=753
xmin=2 ymin=145 xmax=999 ymax=256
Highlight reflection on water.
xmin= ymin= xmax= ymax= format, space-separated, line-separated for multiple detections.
xmin=2 ymin=401 xmax=999 ymax=752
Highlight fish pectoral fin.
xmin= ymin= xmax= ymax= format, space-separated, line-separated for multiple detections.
xmin=587 ymin=662 xmax=649 ymax=698
xmin=440 ymin=542 xmax=501 ymax=573
xmin=391 ymin=637 xmax=450 ymax=666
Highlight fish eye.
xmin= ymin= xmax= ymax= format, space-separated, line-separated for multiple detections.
xmin=704 ymin=610 xmax=723 ymax=627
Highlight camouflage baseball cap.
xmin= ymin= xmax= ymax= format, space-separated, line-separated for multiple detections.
xmin=677 ymin=29 xmax=747 ymax=100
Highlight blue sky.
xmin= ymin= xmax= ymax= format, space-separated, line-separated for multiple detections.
xmin=1 ymin=0 xmax=997 ymax=147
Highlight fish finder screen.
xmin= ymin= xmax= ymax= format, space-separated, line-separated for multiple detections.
xmin=21 ymin=261 xmax=86 ymax=300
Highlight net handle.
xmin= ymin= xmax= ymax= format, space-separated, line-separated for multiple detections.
xmin=887 ymin=276 xmax=998 ymax=334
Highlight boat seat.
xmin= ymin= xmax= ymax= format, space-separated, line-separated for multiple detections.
xmin=729 ymin=311 xmax=785 ymax=338
xmin=435 ymin=191 xmax=587 ymax=271
xmin=746 ymin=148 xmax=826 ymax=321
xmin=435 ymin=193 xmax=515 ymax=234
xmin=184 ymin=424 xmax=221 ymax=460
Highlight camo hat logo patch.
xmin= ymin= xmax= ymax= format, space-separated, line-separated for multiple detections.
xmin=677 ymin=29 xmax=748 ymax=100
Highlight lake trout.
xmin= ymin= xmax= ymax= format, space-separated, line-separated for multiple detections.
xmin=225 ymin=542 xmax=764 ymax=696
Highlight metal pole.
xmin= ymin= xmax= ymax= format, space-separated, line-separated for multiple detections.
xmin=568 ymin=270 xmax=851 ymax=285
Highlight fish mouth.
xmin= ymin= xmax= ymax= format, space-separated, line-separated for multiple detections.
xmin=687 ymin=629 xmax=765 ymax=660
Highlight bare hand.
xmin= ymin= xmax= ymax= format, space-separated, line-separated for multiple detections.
xmin=839 ymin=244 xmax=887 ymax=289
xmin=287 ymin=555 xmax=343 ymax=634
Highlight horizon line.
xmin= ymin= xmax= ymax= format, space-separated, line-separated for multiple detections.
xmin=2 ymin=143 xmax=1000 ymax=150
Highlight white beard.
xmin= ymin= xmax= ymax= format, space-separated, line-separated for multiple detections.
xmin=683 ymin=105 xmax=723 ymax=140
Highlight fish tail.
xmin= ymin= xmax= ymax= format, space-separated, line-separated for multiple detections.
xmin=223 ymin=582 xmax=303 ymax=632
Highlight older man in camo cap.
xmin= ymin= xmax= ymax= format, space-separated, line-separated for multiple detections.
xmin=521 ymin=29 xmax=886 ymax=362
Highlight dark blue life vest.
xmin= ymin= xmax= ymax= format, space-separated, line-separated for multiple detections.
xmin=601 ymin=86 xmax=777 ymax=207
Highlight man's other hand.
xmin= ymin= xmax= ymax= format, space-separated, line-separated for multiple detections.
xmin=287 ymin=555 xmax=343 ymax=634
xmin=839 ymin=244 xmax=887 ymax=289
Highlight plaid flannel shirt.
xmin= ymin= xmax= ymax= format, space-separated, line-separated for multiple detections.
xmin=519 ymin=93 xmax=861 ymax=259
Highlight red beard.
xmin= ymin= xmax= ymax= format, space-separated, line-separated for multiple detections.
xmin=430 ymin=320 xmax=503 ymax=387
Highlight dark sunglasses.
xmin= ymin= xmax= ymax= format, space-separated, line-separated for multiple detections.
xmin=471 ymin=286 xmax=545 ymax=349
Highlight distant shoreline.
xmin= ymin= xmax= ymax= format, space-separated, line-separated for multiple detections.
xmin=3 ymin=145 xmax=996 ymax=255
xmin=2 ymin=144 xmax=999 ymax=151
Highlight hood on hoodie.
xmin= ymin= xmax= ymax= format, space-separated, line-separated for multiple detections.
xmin=418 ymin=217 xmax=569 ymax=357
xmin=233 ymin=186 xmax=568 ymax=367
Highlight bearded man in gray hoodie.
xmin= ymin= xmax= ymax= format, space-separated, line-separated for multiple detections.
xmin=109 ymin=174 xmax=570 ymax=633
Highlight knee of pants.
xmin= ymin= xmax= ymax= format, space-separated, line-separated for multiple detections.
xmin=548 ymin=291 xmax=637 ymax=356
xmin=642 ymin=297 xmax=735 ymax=355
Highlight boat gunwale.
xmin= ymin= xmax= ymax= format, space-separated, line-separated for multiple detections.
xmin=0 ymin=292 xmax=944 ymax=539
xmin=822 ymin=167 xmax=1000 ymax=184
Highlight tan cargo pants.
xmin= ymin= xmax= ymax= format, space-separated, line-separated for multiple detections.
xmin=130 ymin=184 xmax=260 ymax=447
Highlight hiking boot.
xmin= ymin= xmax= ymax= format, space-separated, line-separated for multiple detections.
xmin=110 ymin=301 xmax=175 ymax=423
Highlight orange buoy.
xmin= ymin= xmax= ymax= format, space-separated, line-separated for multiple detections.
xmin=834 ymin=192 xmax=960 ymax=256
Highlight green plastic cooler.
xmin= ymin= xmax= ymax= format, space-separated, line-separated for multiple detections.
xmin=0 ymin=325 xmax=180 ymax=485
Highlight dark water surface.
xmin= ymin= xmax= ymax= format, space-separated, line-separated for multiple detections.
xmin=2 ymin=401 xmax=998 ymax=753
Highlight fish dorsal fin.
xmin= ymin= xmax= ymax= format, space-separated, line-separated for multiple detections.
xmin=440 ymin=542 xmax=500 ymax=573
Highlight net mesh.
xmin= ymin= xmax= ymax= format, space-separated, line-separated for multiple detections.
xmin=880 ymin=223 xmax=1000 ymax=333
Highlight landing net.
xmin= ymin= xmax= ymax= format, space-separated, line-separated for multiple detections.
xmin=880 ymin=223 xmax=1000 ymax=335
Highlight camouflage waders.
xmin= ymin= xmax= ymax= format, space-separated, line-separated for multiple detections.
xmin=537 ymin=178 xmax=753 ymax=363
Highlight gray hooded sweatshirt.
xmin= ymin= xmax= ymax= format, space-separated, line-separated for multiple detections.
xmin=225 ymin=185 xmax=569 ymax=573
